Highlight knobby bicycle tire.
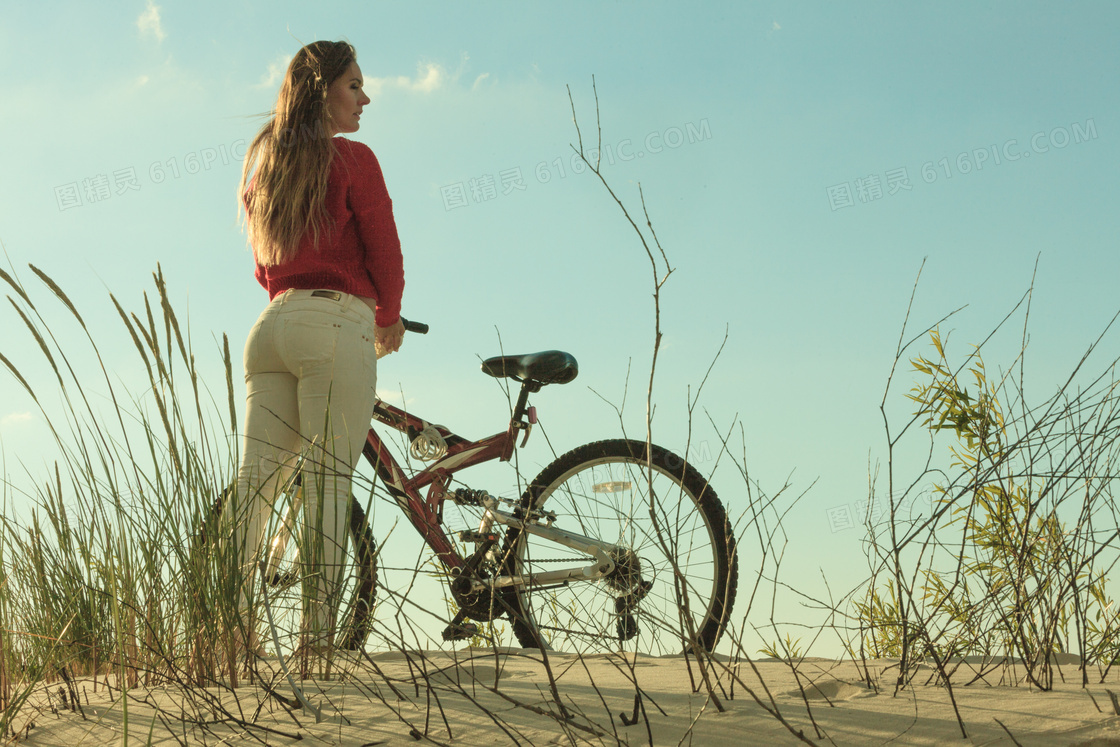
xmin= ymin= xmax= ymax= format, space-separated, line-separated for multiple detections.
xmin=198 ymin=489 xmax=378 ymax=652
xmin=503 ymin=439 xmax=738 ymax=654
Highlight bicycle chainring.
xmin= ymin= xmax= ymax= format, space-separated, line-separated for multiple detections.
xmin=450 ymin=567 xmax=509 ymax=622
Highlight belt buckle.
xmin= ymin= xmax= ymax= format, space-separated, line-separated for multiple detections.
xmin=311 ymin=290 xmax=342 ymax=301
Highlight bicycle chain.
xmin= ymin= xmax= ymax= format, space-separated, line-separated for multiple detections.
xmin=524 ymin=556 xmax=596 ymax=564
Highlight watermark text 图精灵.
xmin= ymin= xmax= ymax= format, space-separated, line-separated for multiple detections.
xmin=53 ymin=138 xmax=249 ymax=212
xmin=825 ymin=118 xmax=1098 ymax=212
xmin=440 ymin=118 xmax=712 ymax=211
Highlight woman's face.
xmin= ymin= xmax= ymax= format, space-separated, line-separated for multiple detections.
xmin=326 ymin=62 xmax=370 ymax=136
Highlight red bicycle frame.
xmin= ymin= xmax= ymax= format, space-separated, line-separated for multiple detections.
xmin=360 ymin=387 xmax=537 ymax=570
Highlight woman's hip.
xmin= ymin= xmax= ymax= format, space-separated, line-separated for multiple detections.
xmin=244 ymin=289 xmax=378 ymax=379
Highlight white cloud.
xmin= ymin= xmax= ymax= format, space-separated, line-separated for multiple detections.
xmin=252 ymin=57 xmax=448 ymax=97
xmin=137 ymin=0 xmax=166 ymax=43
xmin=409 ymin=63 xmax=444 ymax=92
xmin=256 ymin=54 xmax=292 ymax=89
xmin=1 ymin=412 xmax=33 ymax=428
xmin=773 ymin=21 xmax=782 ymax=31
xmin=251 ymin=55 xmax=472 ymax=98
xmin=367 ymin=62 xmax=450 ymax=97
xmin=472 ymin=73 xmax=491 ymax=91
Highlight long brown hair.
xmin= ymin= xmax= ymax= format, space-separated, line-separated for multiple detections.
xmin=239 ymin=41 xmax=357 ymax=266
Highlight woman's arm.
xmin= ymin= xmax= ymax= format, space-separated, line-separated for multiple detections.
xmin=346 ymin=141 xmax=405 ymax=327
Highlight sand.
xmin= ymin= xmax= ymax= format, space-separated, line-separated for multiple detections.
xmin=10 ymin=649 xmax=1120 ymax=746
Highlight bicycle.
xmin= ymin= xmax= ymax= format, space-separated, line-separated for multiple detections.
xmin=204 ymin=319 xmax=739 ymax=656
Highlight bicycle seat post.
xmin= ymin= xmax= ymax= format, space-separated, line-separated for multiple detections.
xmin=500 ymin=380 xmax=541 ymax=460
xmin=511 ymin=379 xmax=540 ymax=423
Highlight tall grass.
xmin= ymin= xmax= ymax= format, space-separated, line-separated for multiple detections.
xmin=0 ymin=263 xmax=258 ymax=732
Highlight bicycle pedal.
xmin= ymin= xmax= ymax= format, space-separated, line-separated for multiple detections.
xmin=441 ymin=622 xmax=480 ymax=642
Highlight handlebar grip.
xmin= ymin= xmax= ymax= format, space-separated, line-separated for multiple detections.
xmin=402 ymin=317 xmax=429 ymax=335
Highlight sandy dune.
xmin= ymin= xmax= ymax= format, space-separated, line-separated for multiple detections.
xmin=11 ymin=650 xmax=1120 ymax=746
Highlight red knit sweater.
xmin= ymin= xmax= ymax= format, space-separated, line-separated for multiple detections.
xmin=249 ymin=137 xmax=405 ymax=327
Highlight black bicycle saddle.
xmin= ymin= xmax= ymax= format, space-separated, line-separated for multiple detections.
xmin=480 ymin=350 xmax=578 ymax=385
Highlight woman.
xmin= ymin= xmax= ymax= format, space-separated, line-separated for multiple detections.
xmin=231 ymin=40 xmax=404 ymax=657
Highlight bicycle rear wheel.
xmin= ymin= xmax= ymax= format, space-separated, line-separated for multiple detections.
xmin=201 ymin=488 xmax=378 ymax=653
xmin=504 ymin=439 xmax=738 ymax=654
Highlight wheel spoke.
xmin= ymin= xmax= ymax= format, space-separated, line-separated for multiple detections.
xmin=205 ymin=489 xmax=378 ymax=655
xmin=505 ymin=440 xmax=737 ymax=655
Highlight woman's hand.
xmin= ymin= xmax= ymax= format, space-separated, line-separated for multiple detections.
xmin=375 ymin=318 xmax=405 ymax=358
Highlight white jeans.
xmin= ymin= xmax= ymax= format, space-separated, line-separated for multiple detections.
xmin=231 ymin=289 xmax=378 ymax=640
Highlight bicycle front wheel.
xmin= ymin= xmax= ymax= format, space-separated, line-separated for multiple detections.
xmin=504 ymin=439 xmax=738 ymax=654
xmin=203 ymin=488 xmax=378 ymax=653
xmin=258 ymin=494 xmax=378 ymax=652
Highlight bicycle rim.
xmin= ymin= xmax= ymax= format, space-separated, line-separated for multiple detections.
xmin=506 ymin=439 xmax=736 ymax=655
xmin=256 ymin=494 xmax=377 ymax=653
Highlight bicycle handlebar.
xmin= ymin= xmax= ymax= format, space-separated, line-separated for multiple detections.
xmin=402 ymin=317 xmax=428 ymax=335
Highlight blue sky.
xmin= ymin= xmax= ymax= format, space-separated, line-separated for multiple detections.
xmin=1 ymin=1 xmax=1118 ymax=651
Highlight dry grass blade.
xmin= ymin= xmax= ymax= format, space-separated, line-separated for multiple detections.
xmin=110 ymin=293 xmax=153 ymax=373
xmin=0 ymin=349 xmax=37 ymax=400
xmin=7 ymin=297 xmax=64 ymax=389
xmin=223 ymin=333 xmax=237 ymax=440
xmin=0 ymin=266 xmax=33 ymax=308
xmin=29 ymin=263 xmax=86 ymax=330
xmin=155 ymin=264 xmax=190 ymax=373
